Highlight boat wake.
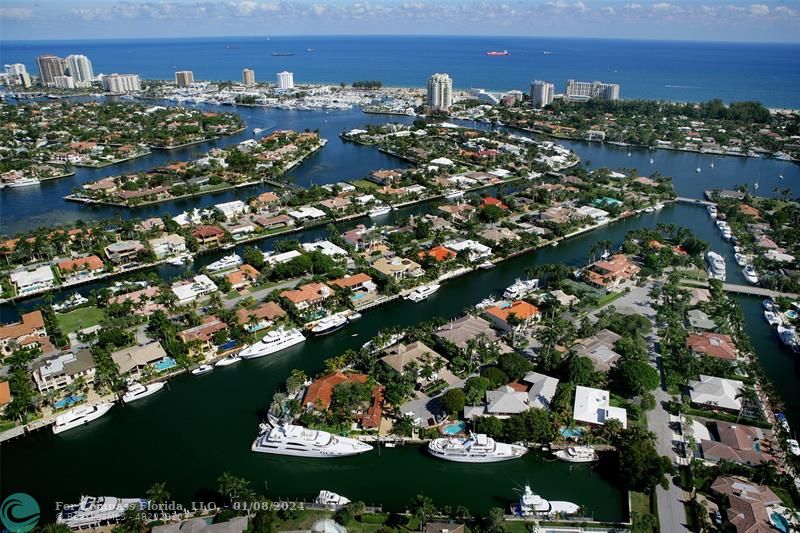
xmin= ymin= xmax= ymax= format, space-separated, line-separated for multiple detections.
xmin=664 ymin=84 xmax=700 ymax=89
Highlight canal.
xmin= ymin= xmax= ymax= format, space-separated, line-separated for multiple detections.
xmin=0 ymin=200 xmax=778 ymax=523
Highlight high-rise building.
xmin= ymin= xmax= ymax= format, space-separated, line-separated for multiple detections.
xmin=565 ymin=80 xmax=620 ymax=102
xmin=102 ymin=74 xmax=141 ymax=93
xmin=54 ymin=75 xmax=75 ymax=90
xmin=427 ymin=73 xmax=453 ymax=111
xmin=530 ymin=80 xmax=555 ymax=108
xmin=37 ymin=55 xmax=67 ymax=87
xmin=175 ymin=71 xmax=195 ymax=88
xmin=276 ymin=71 xmax=294 ymax=90
xmin=242 ymin=68 xmax=255 ymax=87
xmin=4 ymin=63 xmax=27 ymax=77
xmin=65 ymin=55 xmax=94 ymax=85
xmin=4 ymin=64 xmax=30 ymax=87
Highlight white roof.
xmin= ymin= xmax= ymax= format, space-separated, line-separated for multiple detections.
xmin=214 ymin=200 xmax=248 ymax=219
xmin=575 ymin=205 xmax=610 ymax=219
xmin=430 ymin=157 xmax=454 ymax=166
xmin=302 ymin=240 xmax=347 ymax=256
xmin=263 ymin=250 xmax=302 ymax=265
xmin=489 ymin=168 xmax=511 ymax=177
xmin=171 ymin=274 xmax=218 ymax=303
xmin=288 ymin=206 xmax=326 ymax=219
xmin=10 ymin=265 xmax=55 ymax=287
xmin=689 ymin=374 xmax=744 ymax=411
xmin=573 ymin=385 xmax=627 ymax=428
xmin=444 ymin=239 xmax=492 ymax=254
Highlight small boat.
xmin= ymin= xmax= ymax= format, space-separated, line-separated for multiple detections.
xmin=644 ymin=207 xmax=655 ymax=213
xmin=707 ymin=205 xmax=718 ymax=218
xmin=485 ymin=50 xmax=510 ymax=56
xmin=777 ymin=325 xmax=798 ymax=348
xmin=742 ymin=265 xmax=759 ymax=285
xmin=122 ymin=382 xmax=165 ymax=404
xmin=384 ymin=442 xmax=396 ymax=448
xmin=314 ymin=490 xmax=350 ymax=508
xmin=311 ymin=314 xmax=348 ymax=335
xmin=191 ymin=364 xmax=214 ymax=376
xmin=53 ymin=293 xmax=89 ymax=312
xmin=763 ymin=298 xmax=775 ymax=311
xmin=215 ymin=355 xmax=242 ymax=367
xmin=696 ymin=167 xmax=702 ymax=173
xmin=710 ymin=162 xmax=715 ymax=168
xmin=788 ymin=439 xmax=800 ymax=457
xmin=166 ymin=252 xmax=193 ymax=266
xmin=253 ymin=127 xmax=264 ymax=134
xmin=478 ymin=260 xmax=495 ymax=270
xmin=649 ymin=158 xmax=654 ymax=164
xmin=475 ymin=296 xmax=496 ymax=309
xmin=734 ymin=253 xmax=748 ymax=267
xmin=764 ymin=311 xmax=781 ymax=327
xmin=405 ymin=284 xmax=441 ymax=302
xmin=53 ymin=402 xmax=114 ymax=434
xmin=627 ymin=152 xmax=632 ymax=157
xmin=444 ymin=190 xmax=465 ymax=200
xmin=600 ymin=249 xmax=611 ymax=260
xmin=348 ymin=312 xmax=362 ymax=321
xmin=553 ymin=445 xmax=598 ymax=463
xmin=368 ymin=204 xmax=392 ymax=217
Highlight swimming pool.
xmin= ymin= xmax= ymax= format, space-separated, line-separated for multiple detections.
xmin=53 ymin=395 xmax=84 ymax=409
xmin=771 ymin=512 xmax=790 ymax=533
xmin=442 ymin=421 xmax=466 ymax=435
xmin=560 ymin=427 xmax=584 ymax=438
xmin=152 ymin=357 xmax=177 ymax=373
xmin=786 ymin=310 xmax=798 ymax=319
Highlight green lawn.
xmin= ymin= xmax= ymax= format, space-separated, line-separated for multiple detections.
xmin=56 ymin=306 xmax=105 ymax=333
xmin=630 ymin=491 xmax=659 ymax=533
xmin=351 ymin=179 xmax=380 ymax=191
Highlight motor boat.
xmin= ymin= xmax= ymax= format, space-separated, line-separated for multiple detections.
xmin=166 ymin=252 xmax=193 ymax=266
xmin=503 ymin=278 xmax=539 ymax=300
xmin=475 ymin=296 xmax=497 ymax=309
xmin=788 ymin=439 xmax=800 ymax=457
xmin=57 ymin=496 xmax=148 ymax=529
xmin=251 ymin=423 xmax=373 ymax=457
xmin=742 ymin=265 xmax=759 ymax=285
xmin=512 ymin=485 xmax=580 ymax=517
xmin=215 ymin=354 xmax=242 ymax=367
xmin=405 ymin=284 xmax=441 ymax=302
xmin=53 ymin=293 xmax=89 ymax=312
xmin=239 ymin=327 xmax=306 ymax=359
xmin=707 ymin=205 xmax=718 ymax=218
xmin=764 ymin=311 xmax=782 ymax=327
xmin=478 ymin=260 xmax=496 ymax=270
xmin=7 ymin=177 xmax=41 ymax=188
xmin=314 ymin=490 xmax=351 ymax=508
xmin=763 ymin=298 xmax=775 ymax=311
xmin=348 ymin=312 xmax=362 ymax=321
xmin=122 ymin=382 xmax=165 ymax=404
xmin=368 ymin=204 xmax=392 ymax=217
xmin=734 ymin=253 xmax=748 ymax=267
xmin=444 ymin=190 xmax=465 ymax=200
xmin=553 ymin=445 xmax=598 ymax=463
xmin=206 ymin=254 xmax=242 ymax=272
xmin=52 ymin=402 xmax=114 ymax=434
xmin=427 ymin=433 xmax=527 ymax=463
xmin=191 ymin=364 xmax=214 ymax=376
xmin=311 ymin=314 xmax=348 ymax=335
xmin=705 ymin=251 xmax=726 ymax=281
xmin=777 ymin=325 xmax=798 ymax=348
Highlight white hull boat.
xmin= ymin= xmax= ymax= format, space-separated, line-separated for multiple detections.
xmin=478 ymin=261 xmax=495 ymax=270
xmin=513 ymin=485 xmax=580 ymax=517
xmin=503 ymin=278 xmax=539 ymax=300
xmin=368 ymin=205 xmax=392 ymax=217
xmin=405 ymin=284 xmax=441 ymax=302
xmin=427 ymin=433 xmax=527 ymax=463
xmin=734 ymin=253 xmax=748 ymax=267
xmin=215 ymin=355 xmax=242 ymax=367
xmin=764 ymin=311 xmax=781 ymax=327
xmin=239 ymin=327 xmax=305 ymax=359
xmin=553 ymin=445 xmax=598 ymax=463
xmin=122 ymin=382 xmax=165 ymax=404
xmin=57 ymin=496 xmax=148 ymax=529
xmin=166 ymin=253 xmax=193 ymax=266
xmin=311 ymin=314 xmax=348 ymax=335
xmin=777 ymin=325 xmax=798 ymax=348
xmin=705 ymin=251 xmax=726 ymax=281
xmin=742 ymin=265 xmax=759 ymax=285
xmin=191 ymin=364 xmax=214 ymax=376
xmin=314 ymin=490 xmax=351 ymax=508
xmin=8 ymin=177 xmax=41 ymax=188
xmin=206 ymin=254 xmax=242 ymax=272
xmin=707 ymin=205 xmax=717 ymax=218
xmin=252 ymin=424 xmax=373 ymax=457
xmin=444 ymin=190 xmax=465 ymax=200
xmin=53 ymin=402 xmax=114 ymax=434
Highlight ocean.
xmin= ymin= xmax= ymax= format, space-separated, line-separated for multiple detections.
xmin=2 ymin=35 xmax=799 ymax=107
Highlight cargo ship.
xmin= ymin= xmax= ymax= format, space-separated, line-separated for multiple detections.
xmin=485 ymin=50 xmax=509 ymax=56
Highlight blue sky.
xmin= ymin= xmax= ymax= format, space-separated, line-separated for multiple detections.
xmin=0 ymin=0 xmax=798 ymax=42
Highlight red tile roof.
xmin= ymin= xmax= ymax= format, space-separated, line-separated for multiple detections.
xmin=418 ymin=246 xmax=457 ymax=262
xmin=686 ymin=332 xmax=737 ymax=361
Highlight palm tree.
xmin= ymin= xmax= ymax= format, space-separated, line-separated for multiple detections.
xmin=145 ymin=481 xmax=171 ymax=507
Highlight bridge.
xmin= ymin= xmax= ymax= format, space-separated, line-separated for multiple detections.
xmin=675 ymin=196 xmax=715 ymax=206
xmin=681 ymin=279 xmax=798 ymax=300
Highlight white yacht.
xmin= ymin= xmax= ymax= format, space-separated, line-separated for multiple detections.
xmin=239 ymin=327 xmax=305 ymax=359
xmin=444 ymin=190 xmax=465 ymax=200
xmin=215 ymin=354 xmax=242 ymax=367
xmin=57 ymin=496 xmax=148 ymax=529
xmin=788 ymin=439 xmax=800 ymax=457
xmin=53 ymin=402 xmax=114 ymax=434
xmin=707 ymin=205 xmax=718 ymax=218
xmin=251 ymin=424 xmax=373 ymax=457
xmin=311 ymin=314 xmax=348 ymax=335
xmin=503 ymin=278 xmax=539 ymax=300
xmin=314 ymin=490 xmax=351 ymax=508
xmin=742 ymin=265 xmax=759 ymax=285
xmin=7 ymin=177 xmax=41 ymax=188
xmin=764 ymin=311 xmax=781 ymax=327
xmin=478 ymin=260 xmax=495 ymax=270
xmin=705 ymin=251 xmax=727 ymax=281
xmin=206 ymin=253 xmax=242 ymax=272
xmin=553 ymin=445 xmax=598 ymax=463
xmin=53 ymin=293 xmax=89 ymax=312
xmin=427 ymin=433 xmax=527 ymax=463
xmin=777 ymin=325 xmax=798 ymax=348
xmin=763 ymin=298 xmax=775 ymax=311
xmin=734 ymin=253 xmax=748 ymax=267
xmin=475 ymin=296 xmax=497 ymax=309
xmin=166 ymin=252 xmax=193 ymax=266
xmin=368 ymin=204 xmax=393 ymax=217
xmin=122 ymin=382 xmax=165 ymax=404
xmin=191 ymin=364 xmax=214 ymax=376
xmin=513 ymin=485 xmax=580 ymax=517
xmin=405 ymin=284 xmax=441 ymax=302
xmin=253 ymin=127 xmax=265 ymax=135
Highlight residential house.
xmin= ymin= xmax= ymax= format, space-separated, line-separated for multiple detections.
xmin=372 ymin=257 xmax=424 ymax=279
xmin=0 ymin=381 xmax=9 ymax=413
xmin=280 ymin=282 xmax=333 ymax=310
xmin=0 ymin=311 xmax=52 ymax=359
xmin=33 ymin=349 xmax=96 ymax=393
xmin=171 ymin=275 xmax=218 ymax=305
xmin=380 ymin=341 xmax=448 ymax=383
xmin=302 ymin=371 xmax=384 ymax=430
xmin=330 ymin=273 xmax=377 ymax=299
xmin=699 ymin=422 xmax=773 ymax=466
xmin=214 ymin=200 xmax=248 ymax=221
xmin=192 ymin=225 xmax=226 ymax=247
xmin=418 ymin=245 xmax=457 ymax=263
xmin=687 ymin=309 xmax=717 ymax=331
xmin=104 ymin=240 xmax=145 ymax=264
xmin=572 ymin=385 xmax=628 ymax=428
xmin=253 ymin=214 xmax=294 ymax=231
xmin=287 ymin=207 xmax=326 ymax=221
xmin=263 ymin=250 xmax=303 ymax=266
xmin=302 ymin=240 xmax=348 ymax=257
xmin=367 ymin=169 xmax=404 ymax=185
xmin=437 ymin=203 xmax=476 ymax=223
xmin=425 ymin=523 xmax=465 ymax=533
xmin=236 ymin=302 xmax=285 ymax=332
xmin=689 ymin=375 xmax=744 ymax=412
xmin=178 ymin=316 xmax=228 ymax=356
xmin=151 ymin=516 xmax=248 ymax=533
xmin=148 ymin=234 xmax=187 ymax=259
xmin=484 ymin=301 xmax=541 ymax=332
xmin=56 ymin=255 xmax=105 ymax=280
xmin=10 ymin=265 xmax=55 ymax=295
xmin=436 ymin=315 xmax=501 ymax=351
xmin=686 ymin=332 xmax=737 ymax=361
xmin=464 ymin=372 xmax=559 ymax=419
xmin=225 ymin=264 xmax=260 ymax=290
xmin=585 ymin=254 xmax=641 ymax=290
xmin=710 ymin=477 xmax=780 ymax=533
xmin=444 ymin=239 xmax=492 ymax=262
xmin=111 ymin=342 xmax=169 ymax=378
xmin=480 ymin=227 xmax=520 ymax=244
xmin=538 ymin=206 xmax=576 ymax=225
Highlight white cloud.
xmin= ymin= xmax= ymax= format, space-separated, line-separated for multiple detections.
xmin=748 ymin=4 xmax=769 ymax=16
xmin=651 ymin=3 xmax=673 ymax=10
xmin=624 ymin=3 xmax=642 ymax=8
xmin=0 ymin=7 xmax=33 ymax=20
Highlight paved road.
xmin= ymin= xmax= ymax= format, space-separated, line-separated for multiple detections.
xmin=222 ymin=276 xmax=311 ymax=309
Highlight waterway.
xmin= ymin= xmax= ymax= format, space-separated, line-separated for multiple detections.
xmin=0 ymin=200 xmax=775 ymax=523
xmin=1 ymin=102 xmax=798 ymax=235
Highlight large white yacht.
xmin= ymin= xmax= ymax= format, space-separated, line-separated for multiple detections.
xmin=239 ymin=327 xmax=306 ymax=359
xmin=314 ymin=490 xmax=351 ymax=508
xmin=310 ymin=314 xmax=348 ymax=335
xmin=553 ymin=445 xmax=598 ymax=463
xmin=368 ymin=204 xmax=392 ymax=217
xmin=251 ymin=424 xmax=373 ymax=457
xmin=122 ymin=382 xmax=165 ymax=404
xmin=206 ymin=253 xmax=242 ymax=272
xmin=52 ymin=402 xmax=114 ymax=434
xmin=427 ymin=433 xmax=527 ymax=463
xmin=742 ymin=265 xmax=759 ymax=285
xmin=405 ymin=284 xmax=441 ymax=302
xmin=7 ymin=177 xmax=41 ymax=188
xmin=705 ymin=251 xmax=727 ymax=281
xmin=503 ymin=278 xmax=539 ymax=300
xmin=57 ymin=496 xmax=148 ymax=529
xmin=513 ymin=485 xmax=580 ymax=517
